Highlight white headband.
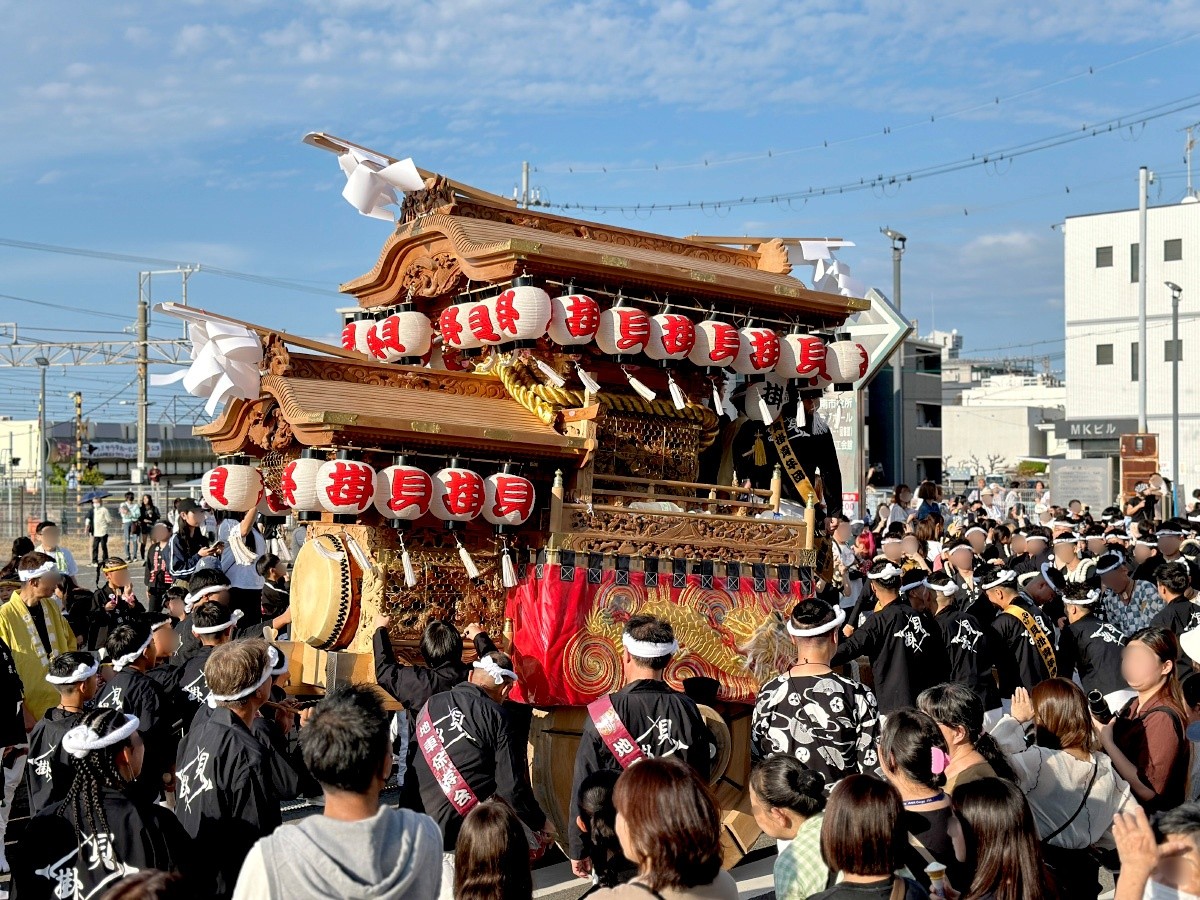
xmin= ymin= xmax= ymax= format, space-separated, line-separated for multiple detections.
xmin=949 ymin=543 xmax=974 ymax=555
xmin=1053 ymin=533 xmax=1079 ymax=545
xmin=1158 ymin=528 xmax=1185 ymax=538
xmin=1095 ymin=555 xmax=1125 ymax=576
xmin=1106 ymin=532 xmax=1128 ymax=542
xmin=206 ymin=661 xmax=273 ymax=707
xmin=622 ymin=632 xmax=679 ymax=658
xmin=1136 ymin=538 xmax=1158 ymax=548
xmin=46 ymin=660 xmax=99 ymax=685
xmin=472 ymin=656 xmax=518 ymax=685
xmin=192 ymin=608 xmax=245 ymax=635
xmin=881 ymin=536 xmax=903 ymax=545
xmin=184 ymin=584 xmax=228 ymax=614
xmin=62 ymin=715 xmax=140 ymax=759
xmin=111 ymin=635 xmax=153 ymax=672
xmin=981 ymin=569 xmax=1017 ymax=590
xmin=964 ymin=526 xmax=985 ymax=538
xmin=19 ymin=561 xmax=58 ymax=582
xmin=268 ymin=645 xmax=288 ymax=677
xmin=899 ymin=579 xmax=926 ymax=594
xmin=150 ymin=619 xmax=172 ymax=633
xmin=923 ymin=580 xmax=959 ymax=597
xmin=786 ymin=606 xmax=846 ymax=637
xmin=1074 ymin=588 xmax=1103 ymax=606
xmin=868 ymin=562 xmax=903 ymax=581
xmin=1025 ymin=534 xmax=1048 ymax=545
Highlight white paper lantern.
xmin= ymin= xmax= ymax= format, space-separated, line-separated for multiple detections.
xmin=732 ymin=327 xmax=781 ymax=375
xmin=280 ymin=454 xmax=324 ymax=512
xmin=341 ymin=318 xmax=375 ymax=356
xmin=257 ymin=489 xmax=291 ymax=517
xmin=688 ymin=320 xmax=740 ymax=368
xmin=494 ymin=285 xmax=552 ymax=344
xmin=776 ymin=334 xmax=827 ymax=380
xmin=483 ymin=472 xmax=536 ymax=527
xmin=825 ymin=340 xmax=869 ymax=383
xmin=375 ymin=464 xmax=434 ymax=521
xmin=439 ymin=304 xmax=483 ymax=351
xmin=548 ymin=293 xmax=600 ymax=346
xmin=431 ymin=467 xmax=485 ymax=522
xmin=596 ymin=306 xmax=650 ymax=357
xmin=371 ymin=309 xmax=432 ymax=362
xmin=317 ymin=458 xmax=377 ymax=516
xmin=644 ymin=313 xmax=696 ymax=362
xmin=201 ymin=464 xmax=263 ymax=512
xmin=466 ymin=298 xmax=505 ymax=347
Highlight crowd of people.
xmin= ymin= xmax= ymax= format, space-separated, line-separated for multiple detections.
xmin=0 ymin=479 xmax=1199 ymax=899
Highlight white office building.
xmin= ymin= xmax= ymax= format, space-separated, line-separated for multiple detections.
xmin=1063 ymin=196 xmax=1200 ymax=493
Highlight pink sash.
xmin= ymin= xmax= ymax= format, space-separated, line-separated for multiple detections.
xmin=415 ymin=705 xmax=478 ymax=816
xmin=587 ymin=695 xmax=646 ymax=769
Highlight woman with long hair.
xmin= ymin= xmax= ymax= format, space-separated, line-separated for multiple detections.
xmin=877 ymin=709 xmax=958 ymax=889
xmin=1098 ymin=626 xmax=1191 ymax=813
xmin=917 ymin=682 xmax=1015 ymax=790
xmin=12 ymin=708 xmax=190 ymax=898
xmin=992 ymin=679 xmax=1133 ymax=900
xmin=137 ymin=494 xmax=160 ymax=561
xmin=454 ymin=797 xmax=533 ymax=900
xmin=809 ymin=775 xmax=924 ymax=900
xmin=750 ymin=754 xmax=829 ymax=900
xmin=951 ymin=777 xmax=1054 ymax=900
xmin=888 ymin=484 xmax=913 ymax=526
xmin=575 ymin=770 xmax=635 ymax=896
xmin=0 ymin=536 xmax=34 ymax=584
xmin=591 ymin=756 xmax=735 ymax=898
xmin=167 ymin=498 xmax=219 ymax=581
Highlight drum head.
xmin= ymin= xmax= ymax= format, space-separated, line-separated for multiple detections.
xmin=289 ymin=533 xmax=362 ymax=651
xmin=698 ymin=704 xmax=732 ymax=786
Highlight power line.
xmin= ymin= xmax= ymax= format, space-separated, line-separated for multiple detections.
xmin=545 ymin=93 xmax=1200 ymax=214
xmin=537 ymin=30 xmax=1200 ymax=178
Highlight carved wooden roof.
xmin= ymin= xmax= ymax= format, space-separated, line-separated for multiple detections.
xmin=342 ymin=200 xmax=869 ymax=321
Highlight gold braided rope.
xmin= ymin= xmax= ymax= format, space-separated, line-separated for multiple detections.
xmin=493 ymin=357 xmax=720 ymax=450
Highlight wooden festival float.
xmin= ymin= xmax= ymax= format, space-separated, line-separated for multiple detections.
xmin=177 ymin=135 xmax=869 ymax=861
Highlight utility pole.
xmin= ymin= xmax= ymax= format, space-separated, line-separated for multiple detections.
xmin=72 ymin=391 xmax=83 ymax=505
xmin=1168 ymin=281 xmax=1184 ymax=513
xmin=136 ymin=267 xmax=196 ymax=483
xmin=1183 ymin=123 xmax=1199 ymax=201
xmin=36 ymin=355 xmax=49 ymax=521
xmin=1137 ymin=167 xmax=1152 ymax=433
xmin=882 ymin=228 xmax=907 ymax=487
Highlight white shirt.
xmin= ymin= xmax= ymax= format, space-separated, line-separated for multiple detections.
xmin=91 ymin=506 xmax=114 ymax=538
xmin=38 ymin=545 xmax=77 ymax=578
xmin=217 ymin=519 xmax=265 ymax=590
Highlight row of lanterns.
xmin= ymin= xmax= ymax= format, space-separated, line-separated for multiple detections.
xmin=200 ymin=454 xmax=536 ymax=527
xmin=341 ymin=283 xmax=869 ymax=385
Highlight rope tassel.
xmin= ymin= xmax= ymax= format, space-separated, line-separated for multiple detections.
xmin=667 ymin=374 xmax=687 ymax=411
xmin=711 ymin=381 xmax=726 ymax=418
xmin=501 ymin=547 xmax=517 ymax=589
xmin=576 ymin=364 xmax=601 ymax=394
xmin=456 ymin=536 xmax=480 ymax=580
xmin=343 ymin=533 xmax=374 ymax=572
xmin=622 ymin=366 xmax=657 ymax=402
xmin=534 ymin=358 xmax=567 ymax=388
xmin=399 ymin=535 xmax=417 ymax=588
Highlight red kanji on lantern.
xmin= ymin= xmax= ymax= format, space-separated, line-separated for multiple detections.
xmin=559 ymin=295 xmax=599 ymax=340
xmin=388 ymin=469 xmax=433 ymax=517
xmin=279 ymin=466 xmax=297 ymax=506
xmin=748 ymin=330 xmax=780 ymax=369
xmin=435 ymin=469 xmax=485 ymax=520
xmin=656 ymin=314 xmax=695 ymax=356
xmin=340 ymin=322 xmax=358 ymax=352
xmin=378 ymin=316 xmax=407 ymax=354
xmin=494 ymin=290 xmax=519 ymax=334
xmin=365 ymin=324 xmax=386 ymax=359
xmin=468 ymin=302 xmax=501 ymax=343
xmin=323 ymin=461 xmax=375 ymax=512
xmin=797 ymin=337 xmax=827 ymax=377
xmin=206 ymin=468 xmax=229 ymax=508
xmin=486 ymin=474 xmax=535 ymax=524
xmin=439 ymin=306 xmax=464 ymax=347
xmin=709 ymin=325 xmax=740 ymax=363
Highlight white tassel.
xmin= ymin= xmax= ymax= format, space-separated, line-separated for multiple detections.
xmin=456 ymin=537 xmax=480 ymax=580
xmin=344 ymin=533 xmax=373 ymax=572
xmin=313 ymin=539 xmax=346 ymax=562
xmin=534 ymin=358 xmax=567 ymax=387
xmin=667 ymin=374 xmax=687 ymax=411
xmin=576 ymin=364 xmax=601 ymax=394
xmin=711 ymin=382 xmax=726 ymax=417
xmin=623 ymin=367 xmax=657 ymax=402
xmin=757 ymin=393 xmax=779 ymax=424
xmin=399 ymin=535 xmax=417 ymax=588
xmin=501 ymin=548 xmax=517 ymax=588
xmin=228 ymin=527 xmax=257 ymax=567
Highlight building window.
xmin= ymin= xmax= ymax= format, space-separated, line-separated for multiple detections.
xmin=915 ymin=404 xmax=941 ymax=428
xmin=1130 ymin=243 xmax=1139 ymax=283
xmin=914 ymin=352 xmax=942 ymax=375
xmin=1165 ymin=238 xmax=1183 ymax=262
xmin=1131 ymin=342 xmax=1139 ymax=381
xmin=1095 ymin=246 xmax=1113 ymax=268
xmin=1096 ymin=344 xmax=1113 ymax=365
xmin=1166 ymin=339 xmax=1184 ymax=362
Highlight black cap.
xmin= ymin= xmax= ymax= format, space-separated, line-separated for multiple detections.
xmin=177 ymin=498 xmax=201 ymax=513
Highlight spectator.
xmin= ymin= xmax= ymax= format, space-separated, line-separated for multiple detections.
xmin=574 ymin=770 xmax=635 ymax=896
xmin=86 ymin=495 xmax=115 ymax=580
xmin=992 ymin=681 xmax=1134 ymax=899
xmin=1097 ymin=550 xmax=1164 ymax=638
xmin=877 ymin=709 xmax=958 ymax=889
xmin=233 ymin=684 xmax=442 ymax=900
xmin=590 ymin=756 xmax=736 ymax=898
xmin=217 ymin=509 xmax=265 ymax=626
xmin=138 ymin=493 xmax=161 ymax=560
xmin=888 ymin=485 xmax=913 ymax=526
xmin=1151 ymin=562 xmax=1200 ymax=668
xmin=168 ymin=498 xmax=220 ymax=581
xmin=144 ymin=522 xmax=174 ymax=611
xmin=0 ymin=535 xmax=34 ymax=584
xmin=0 ymin=552 xmax=76 ymax=718
xmin=916 ymin=682 xmax=1014 ymax=791
xmin=950 ymin=777 xmax=1054 ymax=900
xmin=810 ymin=774 xmax=924 ymax=900
xmin=34 ymin=521 xmax=77 ymax=578
xmin=119 ymin=491 xmax=139 ymax=560
xmin=1112 ymin=803 xmax=1200 ymax=900
xmin=453 ymin=798 xmax=533 ymax=900
xmin=1099 ymin=627 xmax=1191 ymax=813
xmin=750 ymin=754 xmax=830 ymax=900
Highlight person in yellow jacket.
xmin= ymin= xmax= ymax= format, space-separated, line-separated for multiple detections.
xmin=0 ymin=552 xmax=76 ymax=718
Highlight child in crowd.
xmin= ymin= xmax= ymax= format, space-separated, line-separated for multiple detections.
xmin=26 ymin=650 xmax=99 ymax=815
xmin=145 ymin=522 xmax=174 ymax=610
xmin=88 ymin=557 xmax=146 ymax=648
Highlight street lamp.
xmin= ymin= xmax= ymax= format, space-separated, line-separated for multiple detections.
xmin=882 ymin=227 xmax=908 ymax=487
xmin=1167 ymin=281 xmax=1184 ymax=514
xmin=35 ymin=356 xmax=49 ymax=521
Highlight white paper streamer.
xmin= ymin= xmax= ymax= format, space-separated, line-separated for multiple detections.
xmin=337 ymin=148 xmax=425 ymax=221
xmin=151 ymin=319 xmax=263 ymax=417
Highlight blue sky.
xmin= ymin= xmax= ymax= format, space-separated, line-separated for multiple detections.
xmin=2 ymin=0 xmax=1200 ymax=424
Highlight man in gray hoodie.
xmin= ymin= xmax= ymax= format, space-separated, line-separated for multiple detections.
xmin=232 ymin=684 xmax=443 ymax=899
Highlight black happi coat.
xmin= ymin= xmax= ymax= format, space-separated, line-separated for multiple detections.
xmin=176 ymin=644 xmax=214 ymax=728
xmin=987 ymin=595 xmax=1058 ymax=697
xmin=831 ymin=601 xmax=950 ymax=714
xmin=13 ymin=787 xmax=192 ymax=900
xmin=1057 ymin=615 xmax=1130 ymax=698
xmin=95 ymin=667 xmax=175 ymax=803
xmin=372 ymin=626 xmax=497 ymax=715
xmin=1151 ymin=596 xmax=1200 ymax=668
xmin=175 ymin=706 xmax=281 ymax=898
xmin=0 ymin=635 xmax=24 ymax=748
xmin=934 ymin=606 xmax=999 ymax=710
xmin=87 ymin=586 xmax=146 ymax=647
xmin=413 ymin=681 xmax=546 ymax=851
xmin=24 ymin=708 xmax=84 ymax=816
xmin=947 ymin=566 xmax=989 ymax=625
xmin=730 ymin=410 xmax=845 ymax=516
xmin=568 ymin=679 xmax=714 ymax=860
